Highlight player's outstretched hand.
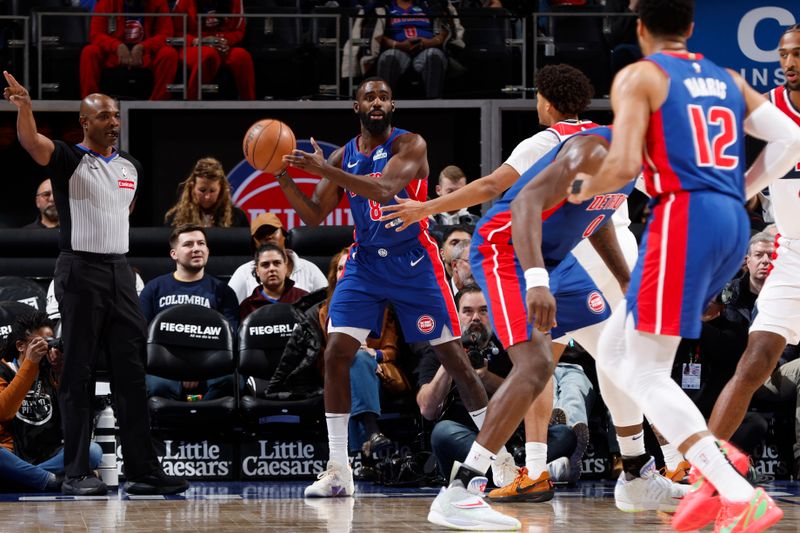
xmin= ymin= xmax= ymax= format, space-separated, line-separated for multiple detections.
xmin=567 ymin=172 xmax=597 ymax=204
xmin=3 ymin=71 xmax=31 ymax=109
xmin=380 ymin=196 xmax=425 ymax=232
xmin=282 ymin=137 xmax=327 ymax=177
xmin=526 ymin=287 xmax=557 ymax=333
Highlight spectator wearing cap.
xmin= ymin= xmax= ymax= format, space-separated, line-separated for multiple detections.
xmin=239 ymin=244 xmax=309 ymax=318
xmin=227 ymin=213 xmax=327 ymax=303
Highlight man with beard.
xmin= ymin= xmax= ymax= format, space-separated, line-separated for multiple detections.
xmin=3 ymin=72 xmax=188 ymax=496
xmin=416 ymin=284 xmax=576 ymax=484
xmin=707 ymin=23 xmax=800 ymax=464
xmin=24 ymin=179 xmax=59 ymax=228
xmin=139 ymin=224 xmax=240 ymax=401
xmin=279 ymin=77 xmax=490 ymax=498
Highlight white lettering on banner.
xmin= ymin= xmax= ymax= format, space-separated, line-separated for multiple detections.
xmin=737 ymin=7 xmax=796 ymax=62
xmin=158 ymin=440 xmax=232 ymax=477
xmin=248 ymin=324 xmax=296 ymax=336
xmin=245 ymin=207 xmax=354 ymax=230
xmin=158 ymin=295 xmax=211 ymax=308
xmin=158 ymin=322 xmax=222 ymax=337
xmin=17 ymin=297 xmax=39 ymax=309
xmin=738 ymin=66 xmax=786 ymax=87
xmin=240 ymin=440 xmax=325 ymax=478
xmin=0 ymin=325 xmax=11 ymax=337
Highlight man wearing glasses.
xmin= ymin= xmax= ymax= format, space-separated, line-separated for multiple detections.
xmin=24 ymin=179 xmax=59 ymax=229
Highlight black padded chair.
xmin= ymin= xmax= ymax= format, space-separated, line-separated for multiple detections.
xmin=0 ymin=301 xmax=38 ymax=343
xmin=146 ymin=304 xmax=237 ymax=431
xmin=454 ymin=7 xmax=514 ymax=98
xmin=238 ymin=304 xmax=324 ymax=431
xmin=286 ymin=224 xmax=354 ymax=273
xmin=0 ymin=277 xmax=48 ymax=313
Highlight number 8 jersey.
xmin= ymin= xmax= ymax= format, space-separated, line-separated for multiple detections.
xmin=341 ymin=127 xmax=429 ymax=248
xmin=642 ymin=51 xmax=746 ymax=202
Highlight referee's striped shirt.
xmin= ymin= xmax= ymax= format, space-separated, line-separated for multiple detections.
xmin=46 ymin=141 xmax=141 ymax=255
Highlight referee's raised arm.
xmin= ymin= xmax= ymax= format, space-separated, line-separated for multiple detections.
xmin=3 ymin=71 xmax=54 ymax=166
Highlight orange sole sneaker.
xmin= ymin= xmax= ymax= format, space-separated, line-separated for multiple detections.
xmin=486 ymin=467 xmax=554 ymax=503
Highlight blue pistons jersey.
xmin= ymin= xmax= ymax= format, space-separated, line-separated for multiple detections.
xmin=328 ymin=127 xmax=460 ymax=343
xmin=477 ymin=127 xmax=634 ymax=264
xmin=470 ymin=127 xmax=633 ymax=348
xmin=341 ymin=127 xmax=429 ymax=248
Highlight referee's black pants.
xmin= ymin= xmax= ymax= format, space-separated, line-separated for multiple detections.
xmin=54 ymin=251 xmax=161 ymax=479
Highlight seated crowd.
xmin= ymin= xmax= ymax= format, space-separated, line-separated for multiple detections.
xmin=2 ymin=149 xmax=798 ymax=492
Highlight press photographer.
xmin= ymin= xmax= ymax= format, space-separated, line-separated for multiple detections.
xmin=415 ymin=285 xmax=577 ymax=489
xmin=0 ymin=311 xmax=101 ymax=492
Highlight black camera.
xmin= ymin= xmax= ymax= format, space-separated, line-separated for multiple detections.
xmin=461 ymin=324 xmax=490 ymax=369
xmin=43 ymin=336 xmax=63 ymax=352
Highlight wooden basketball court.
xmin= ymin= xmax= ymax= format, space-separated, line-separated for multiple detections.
xmin=3 ymin=480 xmax=798 ymax=532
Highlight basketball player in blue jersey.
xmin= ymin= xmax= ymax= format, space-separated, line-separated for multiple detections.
xmin=568 ymin=1 xmax=800 ymax=531
xmin=279 ymin=77 xmax=489 ymax=498
xmin=427 ymin=127 xmax=641 ymax=530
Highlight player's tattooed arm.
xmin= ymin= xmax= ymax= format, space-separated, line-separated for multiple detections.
xmin=276 ymin=146 xmax=344 ymax=227
xmin=587 ymin=222 xmax=631 ymax=294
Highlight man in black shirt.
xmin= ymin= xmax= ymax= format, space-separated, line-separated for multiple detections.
xmin=23 ymin=179 xmax=59 ymax=229
xmin=4 ymin=70 xmax=188 ymax=496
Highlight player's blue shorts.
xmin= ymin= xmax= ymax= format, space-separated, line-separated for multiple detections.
xmin=470 ymin=233 xmax=611 ymax=349
xmin=627 ymin=191 xmax=749 ymax=338
xmin=328 ymin=235 xmax=460 ymax=343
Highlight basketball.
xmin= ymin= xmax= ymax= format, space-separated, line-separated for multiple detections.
xmin=242 ymin=119 xmax=296 ymax=174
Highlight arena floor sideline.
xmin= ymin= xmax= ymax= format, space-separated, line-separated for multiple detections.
xmin=2 ymin=480 xmax=799 ymax=532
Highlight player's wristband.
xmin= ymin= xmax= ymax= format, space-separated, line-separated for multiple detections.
xmin=524 ymin=268 xmax=549 ymax=290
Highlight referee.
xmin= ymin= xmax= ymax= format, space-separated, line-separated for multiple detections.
xmin=4 ymin=71 xmax=188 ymax=496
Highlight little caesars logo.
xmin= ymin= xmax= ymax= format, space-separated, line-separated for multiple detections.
xmin=159 ymin=440 xmax=232 ymax=477
xmin=242 ymin=440 xmax=325 ymax=477
xmin=160 ymin=321 xmax=222 ymax=340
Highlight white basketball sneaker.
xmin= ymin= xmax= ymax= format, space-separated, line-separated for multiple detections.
xmin=614 ymin=457 xmax=689 ymax=512
xmin=304 ymin=460 xmax=355 ymax=498
xmin=491 ymin=449 xmax=520 ymax=488
xmin=428 ymin=469 xmax=521 ymax=531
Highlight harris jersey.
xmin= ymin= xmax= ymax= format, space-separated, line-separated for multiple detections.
xmin=766 ymin=85 xmax=800 ymax=238
xmin=478 ymin=126 xmax=634 ymax=265
xmin=642 ymin=52 xmax=746 ymax=201
xmin=341 ymin=127 xmax=429 ymax=249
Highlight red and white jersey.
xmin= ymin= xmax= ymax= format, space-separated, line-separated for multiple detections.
xmin=503 ymin=119 xmax=599 ymax=176
xmin=766 ymin=86 xmax=800 ymax=239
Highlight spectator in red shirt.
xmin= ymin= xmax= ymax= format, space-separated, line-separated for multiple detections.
xmin=171 ymin=0 xmax=255 ymax=100
xmin=240 ymin=244 xmax=309 ymax=319
xmin=80 ymin=0 xmax=179 ymax=100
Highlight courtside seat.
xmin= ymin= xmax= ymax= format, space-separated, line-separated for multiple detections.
xmin=0 ymin=277 xmax=47 ymax=312
xmin=0 ymin=301 xmax=38 ymax=342
xmin=146 ymin=304 xmax=237 ymax=430
xmin=286 ymin=224 xmax=353 ymax=272
xmin=238 ymin=304 xmax=324 ymax=432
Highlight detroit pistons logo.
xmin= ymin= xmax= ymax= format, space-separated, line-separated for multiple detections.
xmin=417 ymin=315 xmax=436 ymax=335
xmin=587 ymin=291 xmax=606 ymax=314
xmin=228 ymin=139 xmax=353 ymax=229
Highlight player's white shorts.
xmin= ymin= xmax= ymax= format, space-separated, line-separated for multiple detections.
xmin=750 ymin=236 xmax=800 ymax=345
xmin=552 ymin=224 xmax=639 ymax=345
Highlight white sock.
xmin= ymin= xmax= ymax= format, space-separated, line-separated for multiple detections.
xmin=618 ymin=430 xmax=646 ymax=458
xmin=325 ymin=412 xmax=350 ymax=467
xmin=469 ymin=407 xmax=487 ymax=430
xmin=525 ymin=442 xmax=547 ymax=479
xmin=661 ymin=442 xmax=684 ymax=471
xmin=463 ymin=441 xmax=495 ymax=476
xmin=686 ymin=437 xmax=754 ymax=503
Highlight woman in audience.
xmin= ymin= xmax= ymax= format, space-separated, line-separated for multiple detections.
xmin=240 ymin=244 xmax=309 ymax=318
xmin=164 ymin=157 xmax=248 ymax=228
